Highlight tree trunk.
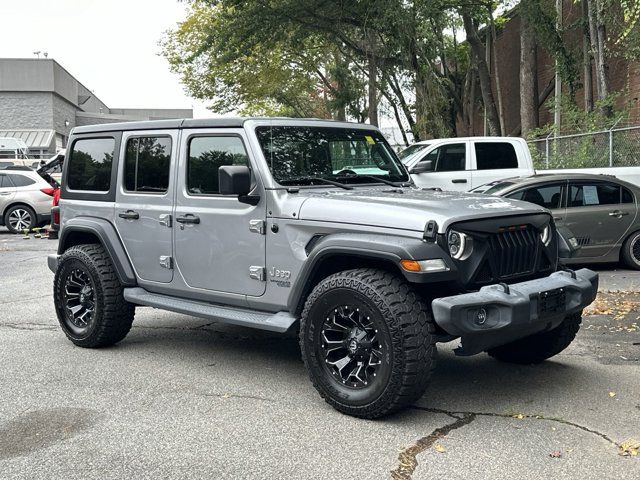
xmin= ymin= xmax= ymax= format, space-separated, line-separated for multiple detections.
xmin=587 ymin=0 xmax=611 ymax=116
xmin=489 ymin=11 xmax=505 ymax=134
xmin=368 ymin=56 xmax=379 ymax=126
xmin=520 ymin=2 xmax=539 ymax=137
xmin=461 ymin=10 xmax=502 ymax=136
xmin=582 ymin=0 xmax=594 ymax=112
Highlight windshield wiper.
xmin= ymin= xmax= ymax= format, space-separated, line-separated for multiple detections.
xmin=336 ymin=174 xmax=411 ymax=187
xmin=280 ymin=177 xmax=353 ymax=190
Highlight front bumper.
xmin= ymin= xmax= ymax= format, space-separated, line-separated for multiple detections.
xmin=431 ymin=268 xmax=598 ymax=355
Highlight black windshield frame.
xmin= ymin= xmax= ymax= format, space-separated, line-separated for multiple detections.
xmin=255 ymin=126 xmax=410 ymax=186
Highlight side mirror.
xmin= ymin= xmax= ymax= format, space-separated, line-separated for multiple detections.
xmin=219 ymin=165 xmax=251 ymax=196
xmin=410 ymin=160 xmax=433 ymax=174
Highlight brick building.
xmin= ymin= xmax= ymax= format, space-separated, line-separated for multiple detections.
xmin=465 ymin=0 xmax=640 ymax=136
xmin=0 ymin=58 xmax=192 ymax=157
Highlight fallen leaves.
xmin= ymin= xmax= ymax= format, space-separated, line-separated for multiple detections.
xmin=608 ymin=391 xmax=617 ymax=398
xmin=619 ymin=440 xmax=640 ymax=457
xmin=584 ymin=292 xmax=640 ymax=323
xmin=434 ymin=444 xmax=446 ymax=453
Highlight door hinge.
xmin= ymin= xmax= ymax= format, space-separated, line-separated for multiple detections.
xmin=249 ymin=266 xmax=266 ymax=281
xmin=159 ymin=255 xmax=173 ymax=269
xmin=159 ymin=214 xmax=172 ymax=228
xmin=249 ymin=219 xmax=266 ymax=235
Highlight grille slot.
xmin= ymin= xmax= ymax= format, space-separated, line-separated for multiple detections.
xmin=488 ymin=227 xmax=539 ymax=278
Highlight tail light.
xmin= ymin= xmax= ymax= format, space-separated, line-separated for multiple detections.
xmin=40 ymin=187 xmax=56 ymax=197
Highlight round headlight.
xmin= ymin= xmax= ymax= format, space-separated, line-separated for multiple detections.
xmin=540 ymin=224 xmax=552 ymax=246
xmin=448 ymin=230 xmax=467 ymax=260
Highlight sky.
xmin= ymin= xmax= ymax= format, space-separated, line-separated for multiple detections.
xmin=0 ymin=0 xmax=211 ymax=117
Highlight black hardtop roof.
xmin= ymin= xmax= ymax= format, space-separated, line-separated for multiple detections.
xmin=70 ymin=117 xmax=374 ymax=135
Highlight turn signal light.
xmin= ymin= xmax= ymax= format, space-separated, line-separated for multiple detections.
xmin=400 ymin=259 xmax=449 ymax=273
xmin=400 ymin=260 xmax=421 ymax=272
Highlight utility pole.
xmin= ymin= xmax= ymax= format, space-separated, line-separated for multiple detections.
xmin=554 ymin=0 xmax=562 ymax=136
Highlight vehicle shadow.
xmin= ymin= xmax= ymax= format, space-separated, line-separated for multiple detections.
xmin=116 ymin=321 xmax=587 ymax=412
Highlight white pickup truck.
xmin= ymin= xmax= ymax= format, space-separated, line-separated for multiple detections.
xmin=400 ymin=137 xmax=640 ymax=191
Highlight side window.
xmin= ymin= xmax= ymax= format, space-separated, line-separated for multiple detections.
xmin=0 ymin=174 xmax=14 ymax=188
xmin=568 ymin=183 xmax=621 ymax=207
xmin=187 ymin=136 xmax=249 ymax=195
xmin=475 ymin=142 xmax=518 ymax=170
xmin=622 ymin=187 xmax=634 ymax=204
xmin=509 ymin=184 xmax=562 ymax=209
xmin=8 ymin=174 xmax=36 ymax=187
xmin=124 ymin=136 xmax=171 ymax=193
xmin=67 ymin=138 xmax=115 ymax=192
xmin=423 ymin=144 xmax=465 ymax=172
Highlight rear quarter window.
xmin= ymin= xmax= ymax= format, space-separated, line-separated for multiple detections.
xmin=67 ymin=138 xmax=115 ymax=192
xmin=475 ymin=142 xmax=518 ymax=170
xmin=8 ymin=174 xmax=36 ymax=187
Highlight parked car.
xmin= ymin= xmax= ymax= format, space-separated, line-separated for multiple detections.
xmin=0 ymin=167 xmax=56 ymax=233
xmin=48 ymin=118 xmax=597 ymax=419
xmin=400 ymin=137 xmax=640 ymax=191
xmin=474 ymin=173 xmax=640 ymax=269
xmin=400 ymin=137 xmax=534 ymax=191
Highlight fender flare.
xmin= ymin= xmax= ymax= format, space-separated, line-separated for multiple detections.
xmin=58 ymin=217 xmax=137 ymax=286
xmin=287 ymin=232 xmax=456 ymax=315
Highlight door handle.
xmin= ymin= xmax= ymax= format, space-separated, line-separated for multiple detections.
xmin=118 ymin=210 xmax=139 ymax=220
xmin=451 ymin=179 xmax=468 ymax=184
xmin=176 ymin=214 xmax=200 ymax=225
xmin=608 ymin=210 xmax=629 ymax=217
xmin=553 ymin=217 xmax=563 ymax=221
xmin=0 ymin=192 xmax=11 ymax=196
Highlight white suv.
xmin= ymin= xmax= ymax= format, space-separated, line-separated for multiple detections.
xmin=0 ymin=168 xmax=56 ymax=233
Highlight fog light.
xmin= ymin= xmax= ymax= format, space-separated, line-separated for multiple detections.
xmin=475 ymin=308 xmax=487 ymax=325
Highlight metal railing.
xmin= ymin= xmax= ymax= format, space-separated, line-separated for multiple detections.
xmin=529 ymin=124 xmax=640 ymax=169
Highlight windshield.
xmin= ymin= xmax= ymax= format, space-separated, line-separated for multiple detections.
xmin=255 ymin=126 xmax=410 ymax=186
xmin=398 ymin=143 xmax=430 ymax=162
xmin=472 ymin=180 xmax=516 ymax=195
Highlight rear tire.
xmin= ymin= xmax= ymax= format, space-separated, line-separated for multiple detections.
xmin=54 ymin=244 xmax=135 ymax=347
xmin=4 ymin=205 xmax=36 ymax=233
xmin=487 ymin=312 xmax=582 ymax=364
xmin=299 ymin=268 xmax=436 ymax=419
xmin=621 ymin=230 xmax=640 ymax=270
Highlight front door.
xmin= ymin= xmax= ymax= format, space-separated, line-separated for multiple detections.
xmin=410 ymin=142 xmax=471 ymax=191
xmin=173 ymin=129 xmax=266 ymax=296
xmin=115 ymin=130 xmax=178 ymax=283
xmin=564 ymin=181 xmax=637 ymax=258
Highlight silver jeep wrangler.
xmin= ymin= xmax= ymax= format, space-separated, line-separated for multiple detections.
xmin=48 ymin=118 xmax=597 ymax=418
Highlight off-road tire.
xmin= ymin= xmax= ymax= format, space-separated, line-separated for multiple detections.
xmin=487 ymin=312 xmax=582 ymax=364
xmin=299 ymin=268 xmax=436 ymax=419
xmin=621 ymin=230 xmax=640 ymax=270
xmin=4 ymin=204 xmax=36 ymax=233
xmin=54 ymin=244 xmax=135 ymax=347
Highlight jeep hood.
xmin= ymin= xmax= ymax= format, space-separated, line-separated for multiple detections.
xmin=295 ymin=187 xmax=549 ymax=233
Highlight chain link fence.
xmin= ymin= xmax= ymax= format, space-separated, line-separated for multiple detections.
xmin=529 ymin=125 xmax=640 ymax=169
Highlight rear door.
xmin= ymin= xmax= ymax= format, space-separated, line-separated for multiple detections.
xmin=410 ymin=142 xmax=471 ymax=190
xmin=470 ymin=140 xmax=524 ymax=189
xmin=564 ymin=181 xmax=637 ymax=258
xmin=0 ymin=173 xmax=16 ymax=216
xmin=173 ymin=129 xmax=266 ymax=297
xmin=115 ymin=130 xmax=178 ymax=283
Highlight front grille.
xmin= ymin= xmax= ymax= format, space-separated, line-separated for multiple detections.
xmin=488 ymin=226 xmax=539 ymax=278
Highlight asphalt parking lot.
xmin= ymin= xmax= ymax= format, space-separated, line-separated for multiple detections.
xmin=0 ymin=229 xmax=639 ymax=479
